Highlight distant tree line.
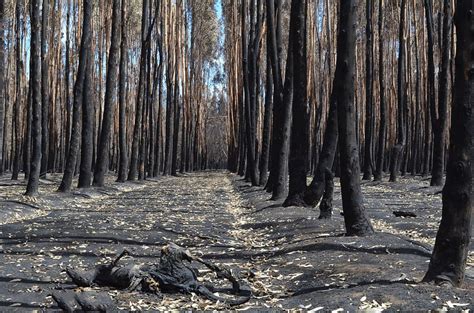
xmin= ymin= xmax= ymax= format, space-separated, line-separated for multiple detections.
xmin=0 ymin=0 xmax=226 ymax=194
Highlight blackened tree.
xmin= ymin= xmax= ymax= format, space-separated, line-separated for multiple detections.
xmin=25 ymin=0 xmax=42 ymax=196
xmin=423 ymin=0 xmax=473 ymax=287
xmin=117 ymin=0 xmax=128 ymax=182
xmin=58 ymin=0 xmax=93 ymax=192
xmin=284 ymin=0 xmax=309 ymax=206
xmin=93 ymin=0 xmax=121 ymax=187
xmin=335 ymin=0 xmax=374 ymax=236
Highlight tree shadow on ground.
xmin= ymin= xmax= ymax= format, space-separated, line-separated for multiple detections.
xmin=247 ymin=203 xmax=284 ymax=214
xmin=291 ymin=279 xmax=419 ymax=297
xmin=0 ymin=234 xmax=167 ymax=247
xmin=240 ymin=218 xmax=307 ymax=230
xmin=0 ymin=276 xmax=55 ymax=284
xmin=202 ymin=241 xmax=431 ymax=260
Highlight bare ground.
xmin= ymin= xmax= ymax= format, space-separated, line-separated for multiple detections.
xmin=0 ymin=172 xmax=472 ymax=311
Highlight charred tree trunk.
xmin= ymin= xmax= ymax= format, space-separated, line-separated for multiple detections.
xmin=304 ymin=0 xmax=338 ymax=206
xmin=171 ymin=56 xmax=180 ymax=176
xmin=284 ymin=0 xmax=308 ymax=206
xmin=64 ymin=0 xmax=71 ymax=168
xmin=362 ymin=0 xmax=374 ymax=180
xmin=11 ymin=1 xmax=22 ymax=181
xmin=25 ymin=0 xmax=42 ymax=196
xmin=93 ymin=0 xmax=121 ymax=187
xmin=40 ymin=0 xmax=49 ymax=178
xmin=242 ymin=0 xmax=258 ymax=186
xmin=163 ymin=64 xmax=174 ymax=176
xmin=272 ymin=38 xmax=293 ymax=201
xmin=374 ymin=0 xmax=386 ymax=182
xmin=0 ymin=0 xmax=5 ymax=175
xmin=78 ymin=51 xmax=94 ymax=188
xmin=318 ymin=168 xmax=334 ymax=219
xmin=423 ymin=0 xmax=473 ymax=286
xmin=265 ymin=0 xmax=284 ymax=193
xmin=58 ymin=0 xmax=92 ymax=192
xmin=389 ymin=0 xmax=407 ymax=183
xmin=430 ymin=0 xmax=450 ymax=186
xmin=117 ymin=0 xmax=128 ymax=182
xmin=259 ymin=52 xmax=273 ymax=186
xmin=128 ymin=0 xmax=148 ymax=181
xmin=336 ymin=0 xmax=374 ymax=236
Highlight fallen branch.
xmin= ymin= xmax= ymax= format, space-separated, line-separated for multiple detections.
xmin=393 ymin=211 xmax=417 ymax=218
xmin=59 ymin=243 xmax=251 ymax=310
xmin=0 ymin=200 xmax=42 ymax=210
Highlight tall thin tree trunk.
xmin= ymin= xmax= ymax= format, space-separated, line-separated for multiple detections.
xmin=423 ymin=0 xmax=473 ymax=286
xmin=374 ymin=0 xmax=386 ymax=182
xmin=285 ymin=0 xmax=308 ymax=206
xmin=362 ymin=0 xmax=374 ymax=180
xmin=0 ymin=0 xmax=5 ymax=175
xmin=11 ymin=1 xmax=22 ymax=181
xmin=265 ymin=0 xmax=284 ymax=193
xmin=64 ymin=0 xmax=71 ymax=167
xmin=389 ymin=0 xmax=407 ymax=182
xmin=40 ymin=0 xmax=49 ymax=178
xmin=128 ymin=0 xmax=149 ymax=181
xmin=336 ymin=0 xmax=374 ymax=236
xmin=117 ymin=0 xmax=128 ymax=182
xmin=429 ymin=0 xmax=450 ymax=186
xmin=25 ymin=0 xmax=42 ymax=196
xmin=58 ymin=0 xmax=93 ymax=192
xmin=242 ymin=0 xmax=259 ymax=186
xmin=259 ymin=49 xmax=273 ymax=185
xmin=93 ymin=0 xmax=121 ymax=187
xmin=78 ymin=50 xmax=94 ymax=188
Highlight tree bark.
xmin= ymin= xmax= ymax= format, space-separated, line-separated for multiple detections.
xmin=271 ymin=38 xmax=293 ymax=201
xmin=429 ymin=0 xmax=450 ymax=186
xmin=374 ymin=0 xmax=386 ymax=182
xmin=11 ymin=1 xmax=22 ymax=181
xmin=259 ymin=51 xmax=273 ymax=186
xmin=26 ymin=0 xmax=42 ymax=196
xmin=78 ymin=49 xmax=94 ymax=188
xmin=93 ymin=0 xmax=121 ymax=187
xmin=128 ymin=0 xmax=148 ymax=181
xmin=242 ymin=0 xmax=259 ymax=186
xmin=318 ymin=168 xmax=334 ymax=219
xmin=389 ymin=0 xmax=407 ymax=183
xmin=117 ymin=0 xmax=128 ymax=182
xmin=265 ymin=0 xmax=284 ymax=193
xmin=58 ymin=0 xmax=92 ymax=192
xmin=362 ymin=0 xmax=374 ymax=180
xmin=40 ymin=0 xmax=49 ymax=178
xmin=284 ymin=0 xmax=308 ymax=206
xmin=423 ymin=0 xmax=473 ymax=286
xmin=0 ymin=0 xmax=5 ymax=175
xmin=336 ymin=0 xmax=374 ymax=236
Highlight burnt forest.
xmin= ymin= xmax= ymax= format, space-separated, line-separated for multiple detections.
xmin=0 ymin=0 xmax=473 ymax=311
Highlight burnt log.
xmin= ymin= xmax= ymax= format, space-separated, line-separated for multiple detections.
xmin=60 ymin=244 xmax=251 ymax=307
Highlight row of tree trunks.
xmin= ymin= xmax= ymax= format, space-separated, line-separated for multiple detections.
xmin=226 ymin=0 xmax=472 ymax=287
xmin=227 ymin=0 xmax=456 ymax=196
xmin=58 ymin=0 xmax=92 ymax=192
xmin=0 ymin=0 xmax=216 ymax=190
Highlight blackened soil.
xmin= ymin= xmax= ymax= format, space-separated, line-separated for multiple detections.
xmin=0 ymin=172 xmax=472 ymax=311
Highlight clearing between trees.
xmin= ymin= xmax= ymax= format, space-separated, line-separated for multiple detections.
xmin=0 ymin=172 xmax=472 ymax=311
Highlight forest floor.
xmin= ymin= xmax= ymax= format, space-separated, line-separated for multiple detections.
xmin=0 ymin=171 xmax=473 ymax=311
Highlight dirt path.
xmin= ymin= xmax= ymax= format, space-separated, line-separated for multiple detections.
xmin=0 ymin=172 xmax=473 ymax=311
xmin=0 ymin=172 xmax=279 ymax=310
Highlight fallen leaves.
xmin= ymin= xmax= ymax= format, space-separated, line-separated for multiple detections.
xmin=0 ymin=173 xmax=472 ymax=311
